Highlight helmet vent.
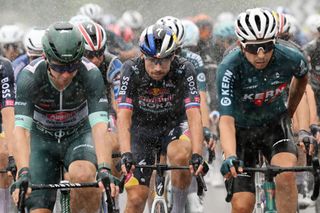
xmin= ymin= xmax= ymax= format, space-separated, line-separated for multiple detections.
xmin=54 ymin=22 xmax=73 ymax=31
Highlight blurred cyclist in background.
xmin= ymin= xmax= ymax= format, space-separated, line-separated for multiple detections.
xmin=0 ymin=25 xmax=24 ymax=61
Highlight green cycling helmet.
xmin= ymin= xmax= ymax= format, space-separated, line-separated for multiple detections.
xmin=42 ymin=22 xmax=84 ymax=64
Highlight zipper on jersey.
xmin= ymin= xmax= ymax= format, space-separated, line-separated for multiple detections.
xmin=57 ymin=91 xmax=63 ymax=143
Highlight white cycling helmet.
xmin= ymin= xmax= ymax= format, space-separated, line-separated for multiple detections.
xmin=156 ymin=16 xmax=184 ymax=47
xmin=24 ymin=28 xmax=45 ymax=57
xmin=235 ymin=8 xmax=277 ymax=42
xmin=305 ymin=14 xmax=320 ymax=34
xmin=78 ymin=22 xmax=107 ymax=51
xmin=181 ymin=19 xmax=199 ymax=47
xmin=0 ymin=25 xmax=24 ymax=44
xmin=121 ymin=10 xmax=143 ymax=30
xmin=78 ymin=3 xmax=103 ymax=22
xmin=69 ymin=15 xmax=93 ymax=26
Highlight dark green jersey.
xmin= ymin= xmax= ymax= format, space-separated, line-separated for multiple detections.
xmin=15 ymin=57 xmax=108 ymax=138
xmin=217 ymin=43 xmax=308 ymax=127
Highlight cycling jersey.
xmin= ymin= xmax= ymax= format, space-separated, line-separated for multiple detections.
xmin=12 ymin=54 xmax=30 ymax=81
xmin=179 ymin=49 xmax=207 ymax=92
xmin=217 ymin=43 xmax=308 ymax=127
xmin=15 ymin=57 xmax=109 ymax=140
xmin=118 ymin=56 xmax=200 ymax=129
xmin=0 ymin=56 xmax=15 ymax=110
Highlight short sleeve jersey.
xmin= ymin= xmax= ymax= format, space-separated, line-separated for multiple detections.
xmin=217 ymin=42 xmax=308 ymax=127
xmin=117 ymin=57 xmax=200 ymax=129
xmin=0 ymin=56 xmax=15 ymax=109
xmin=15 ymin=57 xmax=108 ymax=133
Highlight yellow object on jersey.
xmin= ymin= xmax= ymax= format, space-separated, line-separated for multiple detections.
xmin=124 ymin=172 xmax=139 ymax=188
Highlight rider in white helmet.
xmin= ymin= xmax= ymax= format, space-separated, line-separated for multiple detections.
xmin=0 ymin=25 xmax=24 ymax=61
xmin=78 ymin=3 xmax=104 ymax=23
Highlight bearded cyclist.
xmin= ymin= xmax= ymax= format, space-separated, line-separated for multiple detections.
xmin=117 ymin=24 xmax=208 ymax=213
xmin=11 ymin=22 xmax=118 ymax=213
xmin=218 ymin=8 xmax=308 ymax=213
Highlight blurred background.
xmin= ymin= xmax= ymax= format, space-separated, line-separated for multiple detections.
xmin=0 ymin=0 xmax=319 ymax=28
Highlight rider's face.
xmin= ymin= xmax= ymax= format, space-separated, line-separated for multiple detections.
xmin=144 ymin=55 xmax=173 ymax=81
xmin=2 ymin=43 xmax=20 ymax=61
xmin=48 ymin=60 xmax=79 ymax=90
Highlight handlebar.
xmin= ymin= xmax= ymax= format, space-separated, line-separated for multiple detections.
xmin=225 ymin=158 xmax=320 ymax=202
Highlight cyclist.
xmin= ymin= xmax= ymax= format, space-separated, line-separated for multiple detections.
xmin=12 ymin=27 xmax=45 ymax=81
xmin=120 ymin=10 xmax=144 ymax=45
xmin=0 ymin=25 xmax=24 ymax=61
xmin=218 ymin=8 xmax=308 ymax=213
xmin=0 ymin=56 xmax=16 ymax=213
xmin=117 ymin=24 xmax=208 ymax=213
xmin=11 ymin=22 xmax=118 ymax=213
xmin=78 ymin=3 xmax=140 ymax=61
xmin=77 ymin=21 xmax=122 ymax=175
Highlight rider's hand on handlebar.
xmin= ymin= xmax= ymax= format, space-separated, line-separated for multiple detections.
xmin=220 ymin=155 xmax=243 ymax=179
xmin=310 ymin=124 xmax=320 ymax=144
xmin=298 ymin=129 xmax=317 ymax=155
xmin=7 ymin=156 xmax=17 ymax=180
xmin=189 ymin=153 xmax=209 ymax=176
xmin=97 ymin=163 xmax=120 ymax=197
xmin=120 ymin=152 xmax=135 ymax=175
xmin=11 ymin=167 xmax=32 ymax=206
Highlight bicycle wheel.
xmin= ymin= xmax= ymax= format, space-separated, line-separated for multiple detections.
xmin=151 ymin=198 xmax=168 ymax=213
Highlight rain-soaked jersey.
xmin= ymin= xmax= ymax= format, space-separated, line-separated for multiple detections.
xmin=15 ymin=57 xmax=108 ymax=139
xmin=217 ymin=43 xmax=308 ymax=127
xmin=98 ymin=52 xmax=122 ymax=112
xmin=179 ymin=49 xmax=207 ymax=92
xmin=0 ymin=56 xmax=15 ymax=109
xmin=117 ymin=56 xmax=200 ymax=128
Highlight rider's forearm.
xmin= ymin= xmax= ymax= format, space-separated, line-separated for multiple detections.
xmin=294 ymin=92 xmax=310 ymax=131
xmin=1 ymin=107 xmax=15 ymax=156
xmin=13 ymin=126 xmax=30 ymax=170
xmin=219 ymin=115 xmax=237 ymax=158
xmin=186 ymin=108 xmax=203 ymax=155
xmin=92 ymin=122 xmax=112 ymax=165
xmin=199 ymin=91 xmax=210 ymax=128
xmin=287 ymin=75 xmax=308 ymax=118
xmin=117 ymin=109 xmax=132 ymax=153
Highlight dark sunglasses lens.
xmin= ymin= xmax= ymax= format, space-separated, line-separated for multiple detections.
xmin=3 ymin=43 xmax=18 ymax=50
xmin=245 ymin=41 xmax=274 ymax=54
xmin=84 ymin=50 xmax=104 ymax=59
xmin=49 ymin=62 xmax=80 ymax=73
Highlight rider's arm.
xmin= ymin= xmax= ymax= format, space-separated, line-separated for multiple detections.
xmin=92 ymin=122 xmax=112 ymax=164
xmin=219 ymin=115 xmax=236 ymax=158
xmin=13 ymin=127 xmax=30 ymax=169
xmin=305 ymin=84 xmax=318 ymax=125
xmin=117 ymin=109 xmax=132 ymax=153
xmin=199 ymin=91 xmax=210 ymax=128
xmin=294 ymin=90 xmax=310 ymax=131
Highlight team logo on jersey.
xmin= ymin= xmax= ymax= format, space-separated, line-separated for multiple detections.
xmin=221 ymin=97 xmax=231 ymax=106
xmin=197 ymin=73 xmax=206 ymax=82
xmin=148 ymin=88 xmax=168 ymax=96
xmin=47 ymin=112 xmax=76 ymax=121
xmin=300 ymin=60 xmax=307 ymax=73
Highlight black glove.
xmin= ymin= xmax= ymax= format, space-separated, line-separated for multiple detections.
xmin=97 ymin=163 xmax=118 ymax=186
xmin=120 ymin=152 xmax=135 ymax=173
xmin=310 ymin=124 xmax=320 ymax=137
xmin=203 ymin=127 xmax=218 ymax=142
xmin=298 ymin=129 xmax=315 ymax=144
xmin=10 ymin=167 xmax=31 ymax=194
xmin=7 ymin=156 xmax=17 ymax=180
xmin=189 ymin=153 xmax=209 ymax=175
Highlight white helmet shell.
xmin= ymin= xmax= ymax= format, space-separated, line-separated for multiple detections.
xmin=0 ymin=25 xmax=24 ymax=44
xmin=235 ymin=8 xmax=277 ymax=42
xmin=69 ymin=15 xmax=93 ymax=26
xmin=181 ymin=19 xmax=199 ymax=47
xmin=24 ymin=28 xmax=45 ymax=57
xmin=156 ymin=16 xmax=185 ymax=46
xmin=78 ymin=3 xmax=103 ymax=22
xmin=121 ymin=10 xmax=143 ymax=30
xmin=305 ymin=14 xmax=320 ymax=34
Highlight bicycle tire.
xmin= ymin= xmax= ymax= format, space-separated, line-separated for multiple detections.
xmin=151 ymin=199 xmax=168 ymax=213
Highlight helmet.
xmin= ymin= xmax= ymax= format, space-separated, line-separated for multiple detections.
xmin=0 ymin=25 xmax=24 ymax=44
xmin=156 ymin=16 xmax=184 ymax=46
xmin=181 ymin=19 xmax=199 ymax=47
xmin=23 ymin=28 xmax=45 ymax=57
xmin=305 ymin=14 xmax=320 ymax=34
xmin=78 ymin=22 xmax=107 ymax=51
xmin=78 ymin=3 xmax=103 ymax=22
xmin=213 ymin=21 xmax=236 ymax=38
xmin=121 ymin=10 xmax=143 ymax=30
xmin=69 ymin=15 xmax=92 ymax=26
xmin=216 ymin=12 xmax=235 ymax=23
xmin=108 ymin=23 xmax=134 ymax=43
xmin=139 ymin=24 xmax=177 ymax=58
xmin=42 ymin=22 xmax=84 ymax=64
xmin=235 ymin=8 xmax=277 ymax=42
xmin=276 ymin=13 xmax=291 ymax=34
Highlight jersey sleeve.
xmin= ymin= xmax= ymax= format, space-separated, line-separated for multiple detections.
xmin=15 ymin=69 xmax=36 ymax=130
xmin=291 ymin=53 xmax=309 ymax=78
xmin=117 ymin=61 xmax=134 ymax=110
xmin=193 ymin=55 xmax=207 ymax=92
xmin=183 ymin=62 xmax=201 ymax=110
xmin=85 ymin=67 xmax=109 ymax=127
xmin=107 ymin=57 xmax=122 ymax=99
xmin=216 ymin=63 xmax=236 ymax=117
xmin=0 ymin=58 xmax=15 ymax=109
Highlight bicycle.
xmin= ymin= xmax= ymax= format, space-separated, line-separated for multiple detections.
xmin=224 ymin=155 xmax=320 ymax=213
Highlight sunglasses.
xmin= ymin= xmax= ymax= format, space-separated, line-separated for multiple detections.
xmin=84 ymin=49 xmax=105 ymax=59
xmin=144 ymin=54 xmax=173 ymax=65
xmin=3 ymin=43 xmax=19 ymax=50
xmin=48 ymin=61 xmax=82 ymax=73
xmin=242 ymin=40 xmax=275 ymax=54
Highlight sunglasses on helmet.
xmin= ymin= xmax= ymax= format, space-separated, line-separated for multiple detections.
xmin=84 ymin=49 xmax=105 ymax=59
xmin=48 ymin=61 xmax=82 ymax=73
xmin=242 ymin=40 xmax=275 ymax=55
